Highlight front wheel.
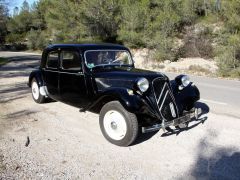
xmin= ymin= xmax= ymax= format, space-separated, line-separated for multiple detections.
xmin=99 ymin=101 xmax=138 ymax=146
xmin=31 ymin=78 xmax=45 ymax=103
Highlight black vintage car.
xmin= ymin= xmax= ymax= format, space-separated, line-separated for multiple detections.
xmin=28 ymin=44 xmax=200 ymax=146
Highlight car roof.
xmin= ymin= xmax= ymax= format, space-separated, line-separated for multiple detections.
xmin=45 ymin=43 xmax=129 ymax=51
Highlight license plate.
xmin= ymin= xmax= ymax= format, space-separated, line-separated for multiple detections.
xmin=173 ymin=114 xmax=191 ymax=126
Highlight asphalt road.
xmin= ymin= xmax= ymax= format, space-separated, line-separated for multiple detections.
xmin=0 ymin=51 xmax=240 ymax=179
xmin=166 ymin=72 xmax=240 ymax=119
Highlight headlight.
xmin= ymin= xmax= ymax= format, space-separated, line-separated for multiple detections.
xmin=137 ymin=78 xmax=149 ymax=93
xmin=181 ymin=75 xmax=190 ymax=87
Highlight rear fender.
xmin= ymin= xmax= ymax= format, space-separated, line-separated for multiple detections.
xmin=28 ymin=70 xmax=47 ymax=96
xmin=28 ymin=70 xmax=44 ymax=87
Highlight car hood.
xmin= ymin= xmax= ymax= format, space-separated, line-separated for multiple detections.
xmin=92 ymin=66 xmax=168 ymax=91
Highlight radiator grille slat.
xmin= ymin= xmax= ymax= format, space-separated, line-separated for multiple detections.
xmin=152 ymin=78 xmax=178 ymax=122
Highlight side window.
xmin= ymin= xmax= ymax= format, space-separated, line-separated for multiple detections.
xmin=46 ymin=51 xmax=58 ymax=69
xmin=61 ymin=50 xmax=81 ymax=71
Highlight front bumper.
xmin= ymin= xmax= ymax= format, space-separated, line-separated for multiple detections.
xmin=142 ymin=108 xmax=200 ymax=133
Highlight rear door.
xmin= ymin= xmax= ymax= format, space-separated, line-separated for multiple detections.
xmin=43 ymin=49 xmax=60 ymax=100
xmin=59 ymin=49 xmax=87 ymax=107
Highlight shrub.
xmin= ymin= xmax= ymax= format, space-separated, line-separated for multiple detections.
xmin=216 ymin=34 xmax=240 ymax=78
xmin=180 ymin=26 xmax=214 ymax=59
xmin=151 ymin=34 xmax=178 ymax=62
xmin=188 ymin=65 xmax=212 ymax=75
xmin=27 ymin=29 xmax=47 ymax=50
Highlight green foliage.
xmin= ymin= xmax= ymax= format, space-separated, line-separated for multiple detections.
xmin=27 ymin=29 xmax=47 ymax=50
xmin=221 ymin=0 xmax=240 ymax=33
xmin=1 ymin=0 xmax=240 ymax=77
xmin=216 ymin=34 xmax=240 ymax=77
xmin=80 ymin=0 xmax=122 ymax=42
xmin=152 ymin=35 xmax=177 ymax=62
xmin=0 ymin=57 xmax=8 ymax=66
xmin=0 ymin=0 xmax=8 ymax=44
xmin=117 ymin=0 xmax=148 ymax=47
xmin=5 ymin=32 xmax=26 ymax=43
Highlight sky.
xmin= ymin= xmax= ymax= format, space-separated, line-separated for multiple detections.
xmin=8 ymin=0 xmax=38 ymax=14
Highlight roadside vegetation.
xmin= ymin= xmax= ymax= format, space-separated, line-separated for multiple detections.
xmin=0 ymin=0 xmax=240 ymax=78
xmin=0 ymin=57 xmax=7 ymax=66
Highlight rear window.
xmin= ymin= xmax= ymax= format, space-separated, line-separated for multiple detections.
xmin=46 ymin=51 xmax=58 ymax=69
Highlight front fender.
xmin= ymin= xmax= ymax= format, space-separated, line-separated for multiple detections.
xmin=171 ymin=80 xmax=200 ymax=113
xmin=88 ymin=88 xmax=157 ymax=116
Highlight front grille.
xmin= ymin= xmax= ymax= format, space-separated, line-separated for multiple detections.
xmin=152 ymin=78 xmax=178 ymax=121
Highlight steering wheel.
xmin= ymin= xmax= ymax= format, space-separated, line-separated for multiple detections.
xmin=111 ymin=59 xmax=121 ymax=64
xmin=102 ymin=58 xmax=113 ymax=64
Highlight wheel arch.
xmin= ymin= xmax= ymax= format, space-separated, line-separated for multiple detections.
xmin=88 ymin=88 xmax=143 ymax=114
xmin=28 ymin=70 xmax=44 ymax=87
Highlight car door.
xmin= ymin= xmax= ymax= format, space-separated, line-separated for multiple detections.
xmin=43 ymin=49 xmax=60 ymax=100
xmin=59 ymin=49 xmax=87 ymax=107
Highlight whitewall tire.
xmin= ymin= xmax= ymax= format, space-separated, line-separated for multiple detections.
xmin=99 ymin=101 xmax=138 ymax=146
xmin=31 ymin=78 xmax=45 ymax=103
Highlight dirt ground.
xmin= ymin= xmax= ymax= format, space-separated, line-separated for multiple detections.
xmin=0 ymin=52 xmax=240 ymax=179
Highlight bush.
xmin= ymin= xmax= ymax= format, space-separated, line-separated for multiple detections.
xmin=152 ymin=35 xmax=177 ymax=62
xmin=188 ymin=65 xmax=212 ymax=75
xmin=27 ymin=29 xmax=47 ymax=50
xmin=180 ymin=26 xmax=214 ymax=59
xmin=216 ymin=34 xmax=240 ymax=78
xmin=5 ymin=33 xmax=26 ymax=44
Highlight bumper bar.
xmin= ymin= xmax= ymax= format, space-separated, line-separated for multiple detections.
xmin=142 ymin=108 xmax=201 ymax=133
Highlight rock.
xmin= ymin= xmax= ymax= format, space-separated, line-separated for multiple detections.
xmin=25 ymin=136 xmax=30 ymax=147
xmin=164 ymin=60 xmax=171 ymax=64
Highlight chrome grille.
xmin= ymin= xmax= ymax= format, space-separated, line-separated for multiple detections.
xmin=152 ymin=78 xmax=178 ymax=121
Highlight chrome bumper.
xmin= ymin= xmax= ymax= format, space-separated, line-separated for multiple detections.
xmin=142 ymin=108 xmax=201 ymax=133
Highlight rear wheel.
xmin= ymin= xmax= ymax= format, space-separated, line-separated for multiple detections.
xmin=31 ymin=78 xmax=45 ymax=103
xmin=99 ymin=101 xmax=138 ymax=146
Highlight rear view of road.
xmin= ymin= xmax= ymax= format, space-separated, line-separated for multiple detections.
xmin=0 ymin=51 xmax=240 ymax=179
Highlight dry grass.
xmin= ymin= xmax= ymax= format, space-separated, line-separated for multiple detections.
xmin=188 ymin=65 xmax=212 ymax=75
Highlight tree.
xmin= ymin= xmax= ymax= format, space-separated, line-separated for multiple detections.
xmin=45 ymin=0 xmax=85 ymax=42
xmin=21 ymin=0 xmax=30 ymax=12
xmin=13 ymin=7 xmax=19 ymax=16
xmin=0 ymin=0 xmax=8 ymax=44
xmin=118 ymin=0 xmax=149 ymax=47
xmin=80 ymin=0 xmax=122 ymax=42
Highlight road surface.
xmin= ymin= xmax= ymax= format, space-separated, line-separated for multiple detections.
xmin=0 ymin=51 xmax=240 ymax=179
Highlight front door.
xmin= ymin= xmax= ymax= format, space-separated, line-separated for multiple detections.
xmin=43 ymin=50 xmax=60 ymax=100
xmin=59 ymin=49 xmax=87 ymax=107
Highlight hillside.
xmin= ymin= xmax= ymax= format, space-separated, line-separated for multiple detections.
xmin=0 ymin=0 xmax=240 ymax=78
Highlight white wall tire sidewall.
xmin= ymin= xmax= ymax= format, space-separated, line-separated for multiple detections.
xmin=32 ymin=81 xmax=40 ymax=100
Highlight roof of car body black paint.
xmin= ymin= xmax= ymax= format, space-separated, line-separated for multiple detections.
xmin=45 ymin=43 xmax=129 ymax=51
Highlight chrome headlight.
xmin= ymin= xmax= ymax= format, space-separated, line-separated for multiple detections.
xmin=181 ymin=75 xmax=190 ymax=87
xmin=137 ymin=78 xmax=149 ymax=93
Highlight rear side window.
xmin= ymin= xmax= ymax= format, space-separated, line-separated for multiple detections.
xmin=46 ymin=51 xmax=58 ymax=69
xmin=61 ymin=51 xmax=81 ymax=71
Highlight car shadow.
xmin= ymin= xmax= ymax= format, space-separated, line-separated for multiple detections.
xmin=132 ymin=131 xmax=159 ymax=146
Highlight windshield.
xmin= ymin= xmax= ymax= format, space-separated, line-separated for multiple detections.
xmin=84 ymin=50 xmax=133 ymax=68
